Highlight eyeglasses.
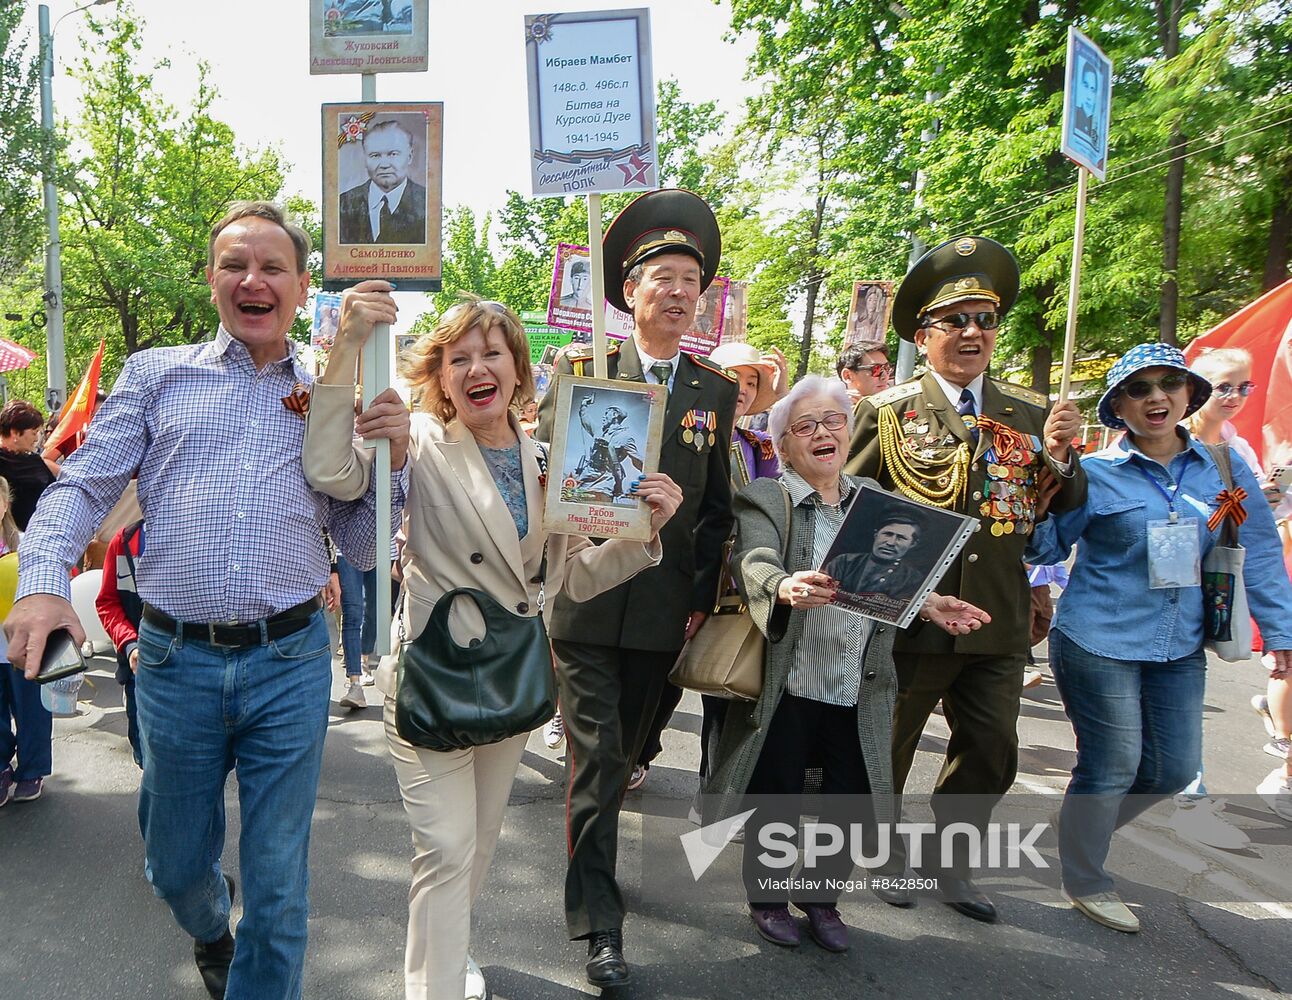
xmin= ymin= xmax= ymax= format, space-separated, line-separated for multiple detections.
xmin=1212 ymin=381 xmax=1256 ymax=398
xmin=789 ymin=412 xmax=848 ymax=437
xmin=1119 ymin=373 xmax=1191 ymax=399
xmin=854 ymin=362 xmax=894 ymax=379
xmin=922 ymin=311 xmax=1002 ymax=332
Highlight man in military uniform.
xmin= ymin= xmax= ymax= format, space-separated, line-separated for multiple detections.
xmin=574 ymin=398 xmax=642 ymax=499
xmin=845 ymin=235 xmax=1084 ymax=923
xmin=535 ymin=189 xmax=739 ymax=988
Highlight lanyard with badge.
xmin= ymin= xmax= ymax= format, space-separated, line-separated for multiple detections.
xmin=1137 ymin=455 xmax=1201 ymax=589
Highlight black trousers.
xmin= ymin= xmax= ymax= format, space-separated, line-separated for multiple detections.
xmin=637 ymin=684 xmax=729 ymax=786
xmin=743 ymin=693 xmax=873 ymax=907
xmin=551 ymin=640 xmax=677 ymax=940
xmin=886 ymin=650 xmax=1026 ymax=878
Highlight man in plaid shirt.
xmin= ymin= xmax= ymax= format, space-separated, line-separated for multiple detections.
xmin=5 ymin=201 xmax=409 ymax=1000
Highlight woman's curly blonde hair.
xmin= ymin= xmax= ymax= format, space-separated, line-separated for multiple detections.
xmin=399 ymin=295 xmax=535 ymax=423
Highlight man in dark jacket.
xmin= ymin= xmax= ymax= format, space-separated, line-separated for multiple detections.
xmin=536 ymin=190 xmax=738 ymax=988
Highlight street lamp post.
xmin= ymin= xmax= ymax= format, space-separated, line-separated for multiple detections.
xmin=38 ymin=0 xmax=114 ymax=415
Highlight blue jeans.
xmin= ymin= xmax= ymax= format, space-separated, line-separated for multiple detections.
xmin=335 ymin=556 xmax=365 ymax=678
xmin=134 ymin=612 xmax=332 ymax=1000
xmin=0 ymin=663 xmax=53 ymax=779
xmin=1049 ymin=630 xmax=1204 ymax=896
xmin=362 ymin=568 xmax=400 ymax=657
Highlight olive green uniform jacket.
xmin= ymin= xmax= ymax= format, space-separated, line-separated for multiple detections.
xmin=844 ymin=373 xmax=1087 ymax=656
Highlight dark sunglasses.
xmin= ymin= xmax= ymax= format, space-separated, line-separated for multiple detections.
xmin=789 ymin=412 xmax=849 ymax=437
xmin=854 ymin=362 xmax=894 ymax=379
xmin=1119 ymin=372 xmax=1191 ymax=399
xmin=922 ymin=311 xmax=1002 ymax=332
xmin=1212 ymin=381 xmax=1257 ymax=398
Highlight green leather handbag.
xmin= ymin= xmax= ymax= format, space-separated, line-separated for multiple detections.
xmin=395 ymin=582 xmax=556 ymax=752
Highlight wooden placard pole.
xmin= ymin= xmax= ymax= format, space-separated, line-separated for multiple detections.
xmin=360 ymin=70 xmax=393 ymax=657
xmin=587 ymin=193 xmax=609 ymax=381
xmin=1058 ymin=166 xmax=1091 ymax=402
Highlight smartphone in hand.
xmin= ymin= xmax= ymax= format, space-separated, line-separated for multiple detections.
xmin=34 ymin=628 xmax=86 ymax=684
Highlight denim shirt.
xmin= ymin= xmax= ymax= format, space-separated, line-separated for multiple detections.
xmin=1026 ymin=431 xmax=1292 ymax=661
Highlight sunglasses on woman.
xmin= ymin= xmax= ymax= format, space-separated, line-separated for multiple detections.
xmin=1212 ymin=381 xmax=1257 ymax=398
xmin=789 ymin=412 xmax=849 ymax=437
xmin=1119 ymin=373 xmax=1191 ymax=399
xmin=921 ymin=311 xmax=1002 ymax=332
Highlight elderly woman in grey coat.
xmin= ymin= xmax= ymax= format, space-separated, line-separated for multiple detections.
xmin=706 ymin=375 xmax=989 ymax=954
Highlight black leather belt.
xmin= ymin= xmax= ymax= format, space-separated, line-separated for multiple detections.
xmin=142 ymin=596 xmax=323 ymax=649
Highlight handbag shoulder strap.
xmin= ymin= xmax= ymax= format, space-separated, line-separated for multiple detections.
xmin=1202 ymin=441 xmax=1241 ymax=546
xmin=1203 ymin=440 xmax=1234 ymax=490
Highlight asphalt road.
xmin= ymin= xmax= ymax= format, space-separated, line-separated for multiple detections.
xmin=1 ymin=637 xmax=1289 ymax=1000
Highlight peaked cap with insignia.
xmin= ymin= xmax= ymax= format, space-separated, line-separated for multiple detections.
xmin=892 ymin=235 xmax=1020 ymax=342
xmin=603 ymin=188 xmax=721 ymax=314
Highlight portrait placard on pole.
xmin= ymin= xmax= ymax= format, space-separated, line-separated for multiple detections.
xmin=524 ymin=9 xmax=657 ymax=380
xmin=524 ymin=9 xmax=656 ymax=196
xmin=1058 ymin=27 xmax=1112 ymax=399
xmin=310 ymin=0 xmax=429 ymax=75
xmin=845 ymin=280 xmax=895 ymax=349
xmin=1060 ymin=26 xmax=1112 ymax=182
xmin=321 ymin=102 xmax=443 ymax=291
xmin=721 ymin=280 xmax=748 ymax=345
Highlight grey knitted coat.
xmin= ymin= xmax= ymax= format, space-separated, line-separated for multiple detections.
xmin=702 ymin=474 xmax=898 ymax=829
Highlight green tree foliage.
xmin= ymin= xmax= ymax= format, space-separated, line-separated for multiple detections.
xmin=723 ymin=0 xmax=1291 ymax=396
xmin=0 ymin=6 xmax=42 ymax=285
xmin=54 ymin=6 xmax=286 ymax=385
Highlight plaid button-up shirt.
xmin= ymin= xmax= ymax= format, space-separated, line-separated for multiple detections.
xmin=17 ymin=328 xmax=406 ymax=622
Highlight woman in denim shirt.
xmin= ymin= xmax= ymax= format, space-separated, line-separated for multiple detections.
xmin=1028 ymin=343 xmax=1292 ymax=934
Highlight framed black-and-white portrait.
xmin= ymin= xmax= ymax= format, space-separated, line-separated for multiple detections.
xmin=543 ymin=374 xmax=666 ymax=541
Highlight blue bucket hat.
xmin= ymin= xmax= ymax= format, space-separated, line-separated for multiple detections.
xmin=1097 ymin=342 xmax=1212 ymax=430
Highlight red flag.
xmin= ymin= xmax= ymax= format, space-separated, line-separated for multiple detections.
xmin=44 ymin=339 xmax=105 ymax=458
xmin=1184 ymin=278 xmax=1292 ymax=470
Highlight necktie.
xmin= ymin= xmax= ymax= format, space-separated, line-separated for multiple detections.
xmin=956 ymin=388 xmax=979 ymax=443
xmin=649 ymin=362 xmax=672 ymax=386
xmin=376 ymin=195 xmax=392 ymax=240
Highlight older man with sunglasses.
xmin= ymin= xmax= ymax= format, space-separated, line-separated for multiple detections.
xmin=845 ymin=235 xmax=1085 ymax=923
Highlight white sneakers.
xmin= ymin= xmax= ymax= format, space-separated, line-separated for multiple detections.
xmin=1264 ymin=737 xmax=1291 ymax=761
xmin=338 ymin=680 xmax=367 ymax=710
xmin=1168 ymin=797 xmax=1250 ymax=851
xmin=1257 ymin=769 xmax=1292 ymax=822
xmin=465 ymin=954 xmax=487 ymax=1000
xmin=543 ymin=712 xmax=565 ymax=750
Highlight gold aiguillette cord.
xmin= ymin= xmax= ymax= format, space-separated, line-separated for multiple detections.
xmin=877 ymin=406 xmax=971 ymax=509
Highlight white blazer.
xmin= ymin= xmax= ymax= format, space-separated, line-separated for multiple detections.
xmin=302 ymin=383 xmax=662 ymax=697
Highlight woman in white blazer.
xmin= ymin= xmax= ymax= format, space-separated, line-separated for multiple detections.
xmin=303 ymin=289 xmax=681 ymax=1000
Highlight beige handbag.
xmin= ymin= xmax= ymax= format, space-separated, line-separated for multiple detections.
xmin=669 ymin=486 xmax=791 ymax=701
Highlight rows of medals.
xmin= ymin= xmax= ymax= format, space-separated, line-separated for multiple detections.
xmin=975 ymin=417 xmax=1043 ymax=537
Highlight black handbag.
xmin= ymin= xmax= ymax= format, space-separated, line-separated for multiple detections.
xmin=394 ymin=563 xmax=556 ymax=751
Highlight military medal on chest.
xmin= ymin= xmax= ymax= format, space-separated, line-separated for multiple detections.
xmin=976 ymin=416 xmax=1042 ymax=536
xmin=682 ymin=409 xmax=716 ymax=452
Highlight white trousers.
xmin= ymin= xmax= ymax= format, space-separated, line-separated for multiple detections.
xmin=383 ymin=698 xmax=529 ymax=1000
